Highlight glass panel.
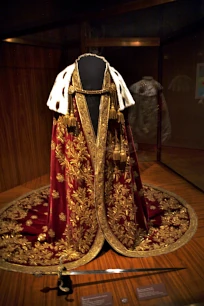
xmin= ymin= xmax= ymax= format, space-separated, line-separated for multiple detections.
xmin=161 ymin=29 xmax=204 ymax=191
xmin=102 ymin=46 xmax=159 ymax=162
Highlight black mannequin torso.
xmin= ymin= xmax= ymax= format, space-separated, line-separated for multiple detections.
xmin=77 ymin=55 xmax=106 ymax=134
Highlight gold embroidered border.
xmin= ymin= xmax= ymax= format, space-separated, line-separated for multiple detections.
xmin=94 ymin=69 xmax=140 ymax=254
xmin=94 ymin=69 xmax=110 ymax=220
xmin=72 ymin=68 xmax=96 ymax=168
xmin=94 ymin=70 xmax=133 ymax=252
xmin=0 ymin=235 xmax=105 ymax=274
xmin=94 ymin=69 xmax=146 ymax=254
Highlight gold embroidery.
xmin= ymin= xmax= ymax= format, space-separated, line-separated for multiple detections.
xmin=73 ymin=68 xmax=96 ymax=168
xmin=0 ymin=184 xmax=197 ymax=273
xmin=0 ymin=220 xmax=23 ymax=235
xmin=51 ymin=140 xmax=56 ymax=150
xmin=59 ymin=212 xmax=66 ymax=221
xmin=48 ymin=228 xmax=55 ymax=238
xmin=56 ymin=173 xmax=65 ymax=182
xmin=56 ymin=116 xmax=67 ymax=144
xmin=42 ymin=226 xmax=48 ymax=232
xmin=26 ymin=220 xmax=33 ymax=226
xmin=52 ymin=86 xmax=104 ymax=258
xmin=54 ymin=239 xmax=82 ymax=261
xmin=104 ymin=146 xmax=139 ymax=249
xmin=55 ymin=143 xmax=66 ymax=169
xmin=31 ymin=215 xmax=38 ymax=219
xmin=2 ymin=205 xmax=28 ymax=220
xmin=95 ymin=70 xmax=139 ymax=250
xmin=52 ymin=190 xmax=60 ymax=199
xmin=70 ymin=85 xmax=111 ymax=95
xmin=37 ymin=233 xmax=46 ymax=242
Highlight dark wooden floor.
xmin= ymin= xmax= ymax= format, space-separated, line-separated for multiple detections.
xmin=0 ymin=162 xmax=204 ymax=306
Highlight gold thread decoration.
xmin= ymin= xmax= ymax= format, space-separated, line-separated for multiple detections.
xmin=68 ymin=91 xmax=76 ymax=127
xmin=117 ymin=110 xmax=125 ymax=124
xmin=109 ymin=83 xmax=117 ymax=120
xmin=109 ymin=101 xmax=117 ymax=119
xmin=113 ymin=129 xmax=121 ymax=161
xmin=63 ymin=113 xmax=70 ymax=126
xmin=120 ymin=133 xmax=127 ymax=163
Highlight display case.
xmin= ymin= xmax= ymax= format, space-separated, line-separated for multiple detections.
xmin=160 ymin=21 xmax=204 ymax=191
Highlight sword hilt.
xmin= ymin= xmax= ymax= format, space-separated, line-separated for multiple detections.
xmin=58 ymin=267 xmax=73 ymax=295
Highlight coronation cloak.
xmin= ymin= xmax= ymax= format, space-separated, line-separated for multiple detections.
xmin=46 ymin=53 xmax=149 ymax=264
xmin=0 ymin=54 xmax=195 ymax=272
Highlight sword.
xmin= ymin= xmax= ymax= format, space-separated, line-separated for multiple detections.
xmin=34 ymin=255 xmax=186 ymax=294
xmin=57 ymin=267 xmax=185 ymax=275
xmin=34 ymin=266 xmax=185 ymax=294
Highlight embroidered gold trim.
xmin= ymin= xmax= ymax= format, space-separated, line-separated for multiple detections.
xmin=72 ymin=67 xmax=97 ymax=167
xmin=69 ymin=85 xmax=111 ymax=95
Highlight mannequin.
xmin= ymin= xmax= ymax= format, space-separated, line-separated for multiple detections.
xmin=78 ymin=55 xmax=106 ymax=134
xmin=129 ymin=76 xmax=171 ymax=144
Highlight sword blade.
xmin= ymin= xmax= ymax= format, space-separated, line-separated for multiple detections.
xmin=61 ymin=267 xmax=185 ymax=275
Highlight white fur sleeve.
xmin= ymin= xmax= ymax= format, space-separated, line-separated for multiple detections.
xmin=47 ymin=64 xmax=75 ymax=115
xmin=110 ymin=66 xmax=135 ymax=110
